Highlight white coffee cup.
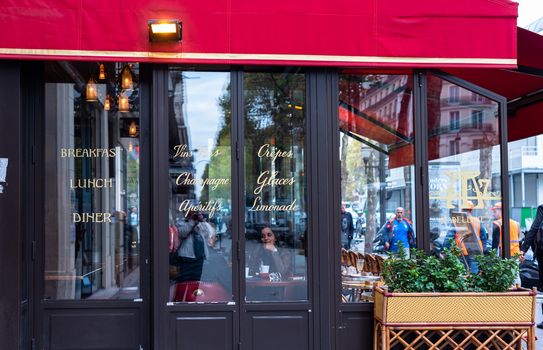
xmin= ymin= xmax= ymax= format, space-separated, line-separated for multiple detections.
xmin=260 ymin=265 xmax=270 ymax=273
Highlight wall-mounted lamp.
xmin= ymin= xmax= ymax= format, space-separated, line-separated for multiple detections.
xmin=119 ymin=93 xmax=129 ymax=112
xmin=99 ymin=64 xmax=106 ymax=80
xmin=128 ymin=121 xmax=138 ymax=137
xmin=86 ymin=78 xmax=97 ymax=101
xmin=104 ymin=95 xmax=111 ymax=111
xmin=148 ymin=19 xmax=182 ymax=42
xmin=121 ymin=65 xmax=133 ymax=90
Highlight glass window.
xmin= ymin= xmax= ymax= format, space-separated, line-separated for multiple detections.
xmin=243 ymin=72 xmax=308 ymax=302
xmin=448 ymin=86 xmax=459 ymax=104
xmin=339 ymin=74 xmax=415 ymax=303
xmin=427 ymin=74 xmax=501 ymax=273
xmin=449 ymin=111 xmax=460 ymax=131
xmin=471 ymin=110 xmax=483 ymax=129
xmin=44 ymin=62 xmax=141 ymax=300
xmin=167 ymin=71 xmax=233 ymax=303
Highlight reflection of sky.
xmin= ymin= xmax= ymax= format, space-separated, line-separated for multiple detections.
xmin=184 ymin=72 xmax=229 ymax=196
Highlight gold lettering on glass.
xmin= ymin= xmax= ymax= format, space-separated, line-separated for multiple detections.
xmin=60 ymin=148 xmax=118 ymax=158
xmin=178 ymin=199 xmax=222 ymax=218
xmin=428 ymin=170 xmax=501 ymax=209
xmin=72 ymin=212 xmax=112 ymax=223
xmin=175 ymin=172 xmax=230 ymax=190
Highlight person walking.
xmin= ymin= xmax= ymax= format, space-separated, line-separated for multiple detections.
xmin=520 ymin=204 xmax=543 ymax=328
xmin=491 ymin=202 xmax=521 ymax=257
xmin=383 ymin=207 xmax=415 ymax=257
xmin=341 ymin=203 xmax=355 ymax=249
xmin=454 ymin=201 xmax=489 ymax=274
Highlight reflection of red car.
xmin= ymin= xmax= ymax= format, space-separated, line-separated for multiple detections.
xmin=169 ymin=224 xmax=179 ymax=253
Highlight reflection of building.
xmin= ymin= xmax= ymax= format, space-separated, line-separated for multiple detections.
xmin=508 ymin=136 xmax=543 ymax=228
xmin=434 ymin=81 xmax=498 ymax=158
xmin=168 ymin=74 xmax=197 ymax=209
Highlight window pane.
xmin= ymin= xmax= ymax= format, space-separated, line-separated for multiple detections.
xmin=339 ymin=74 xmax=415 ymax=303
xmin=44 ymin=62 xmax=141 ymax=300
xmin=167 ymin=71 xmax=233 ymax=303
xmin=244 ymin=72 xmax=308 ymax=302
xmin=427 ymin=74 xmax=501 ymax=273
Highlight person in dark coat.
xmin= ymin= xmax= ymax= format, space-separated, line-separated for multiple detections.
xmin=520 ymin=204 xmax=542 ymax=328
xmin=341 ymin=203 xmax=355 ymax=249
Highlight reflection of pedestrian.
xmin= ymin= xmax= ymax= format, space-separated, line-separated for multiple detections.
xmin=382 ymin=207 xmax=415 ymax=257
xmin=430 ymin=227 xmax=443 ymax=258
xmin=491 ymin=203 xmax=521 ymax=257
xmin=175 ymin=212 xmax=215 ymax=283
xmin=520 ymin=204 xmax=543 ymax=328
xmin=453 ymin=201 xmax=488 ymax=274
xmin=128 ymin=207 xmax=139 ymax=267
xmin=341 ymin=204 xmax=354 ymax=249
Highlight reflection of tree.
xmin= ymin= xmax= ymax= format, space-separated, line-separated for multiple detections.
xmin=340 ymin=134 xmax=350 ymax=199
xmin=210 ymin=73 xmax=305 ymax=224
xmin=365 ymin=150 xmax=378 ymax=253
xmin=201 ymin=92 xmax=232 ymax=204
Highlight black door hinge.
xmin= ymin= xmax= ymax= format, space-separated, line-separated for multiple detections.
xmin=235 ymin=141 xmax=240 ymax=160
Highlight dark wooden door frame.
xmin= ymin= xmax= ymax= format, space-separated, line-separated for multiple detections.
xmin=29 ymin=62 xmax=152 ymax=350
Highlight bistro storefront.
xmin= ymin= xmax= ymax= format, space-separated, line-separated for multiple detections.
xmin=2 ymin=1 xmax=543 ymax=350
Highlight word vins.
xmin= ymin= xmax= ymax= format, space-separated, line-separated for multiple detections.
xmin=70 ymin=178 xmax=113 ymax=188
xmin=73 ymin=213 xmax=112 ymax=223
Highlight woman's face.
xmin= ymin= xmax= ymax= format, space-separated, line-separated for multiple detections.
xmin=260 ymin=228 xmax=276 ymax=245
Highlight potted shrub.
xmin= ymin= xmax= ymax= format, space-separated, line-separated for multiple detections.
xmin=374 ymin=245 xmax=536 ymax=350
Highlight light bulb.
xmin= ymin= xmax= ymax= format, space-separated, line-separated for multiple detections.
xmin=86 ymin=78 xmax=97 ymax=101
xmin=99 ymin=64 xmax=106 ymax=80
xmin=119 ymin=94 xmax=129 ymax=112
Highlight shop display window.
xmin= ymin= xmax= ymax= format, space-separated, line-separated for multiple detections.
xmin=243 ymin=72 xmax=308 ymax=302
xmin=43 ymin=62 xmax=141 ymax=300
xmin=338 ymin=74 xmax=415 ymax=303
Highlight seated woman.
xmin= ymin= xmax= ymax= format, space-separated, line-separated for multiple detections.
xmin=248 ymin=227 xmax=289 ymax=276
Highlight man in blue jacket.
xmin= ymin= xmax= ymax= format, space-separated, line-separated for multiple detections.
xmin=383 ymin=207 xmax=415 ymax=257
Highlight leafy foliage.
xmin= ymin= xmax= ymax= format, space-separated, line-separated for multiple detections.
xmin=382 ymin=242 xmax=518 ymax=293
xmin=469 ymin=250 xmax=520 ymax=292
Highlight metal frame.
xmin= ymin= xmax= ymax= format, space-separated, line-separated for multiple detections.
xmin=14 ymin=63 xmax=512 ymax=350
xmin=428 ymin=70 xmax=510 ymax=257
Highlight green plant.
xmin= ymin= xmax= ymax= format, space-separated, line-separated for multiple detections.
xmin=468 ymin=250 xmax=519 ymax=292
xmin=381 ymin=242 xmax=518 ymax=293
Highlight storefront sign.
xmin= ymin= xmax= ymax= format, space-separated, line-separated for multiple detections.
xmin=250 ymin=143 xmax=298 ymax=211
xmin=429 ymin=170 xmax=501 ymax=209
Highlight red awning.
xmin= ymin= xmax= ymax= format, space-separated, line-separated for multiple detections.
xmin=0 ymin=0 xmax=517 ymax=67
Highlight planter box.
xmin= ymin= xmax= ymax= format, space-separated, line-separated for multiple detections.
xmin=374 ymin=286 xmax=536 ymax=350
